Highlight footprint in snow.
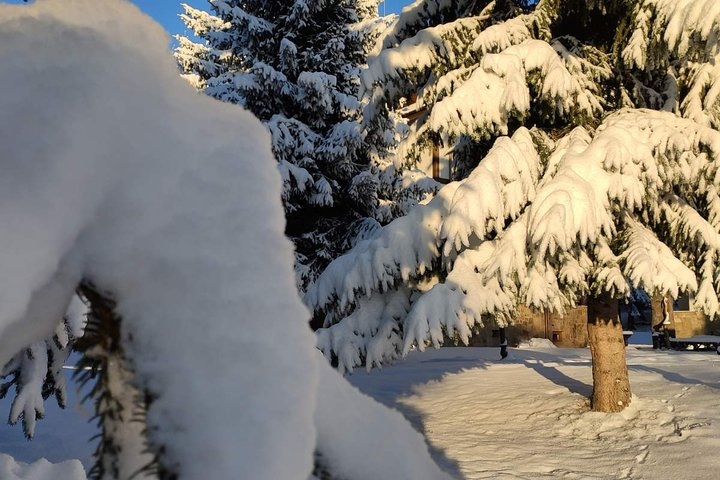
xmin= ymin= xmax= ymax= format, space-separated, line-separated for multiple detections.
xmin=635 ymin=449 xmax=649 ymax=464
xmin=673 ymin=386 xmax=691 ymax=398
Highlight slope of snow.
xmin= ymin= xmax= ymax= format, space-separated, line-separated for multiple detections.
xmin=314 ymin=353 xmax=451 ymax=480
xmin=349 ymin=346 xmax=720 ymax=479
xmin=0 ymin=1 xmax=446 ymax=479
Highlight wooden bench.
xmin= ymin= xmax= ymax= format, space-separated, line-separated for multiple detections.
xmin=668 ymin=335 xmax=720 ymax=353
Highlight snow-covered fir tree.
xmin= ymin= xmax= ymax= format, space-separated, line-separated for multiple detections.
xmin=306 ymin=0 xmax=720 ymax=412
xmin=177 ymin=0 xmax=400 ymax=289
xmin=0 ymin=2 xmax=449 ymax=478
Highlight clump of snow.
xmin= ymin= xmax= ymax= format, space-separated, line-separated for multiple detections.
xmin=517 ymin=338 xmax=557 ymax=349
xmin=0 ymin=454 xmax=85 ymax=480
xmin=314 ymin=353 xmax=449 ymax=479
xmin=0 ymin=1 xmax=447 ymax=479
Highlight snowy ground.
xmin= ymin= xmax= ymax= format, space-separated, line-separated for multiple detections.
xmin=1 ymin=340 xmax=719 ymax=479
xmin=349 ymin=342 xmax=720 ymax=479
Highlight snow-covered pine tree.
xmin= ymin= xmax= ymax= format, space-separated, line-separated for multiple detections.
xmin=0 ymin=3 xmax=450 ymax=478
xmin=176 ymin=0 xmax=395 ymax=290
xmin=306 ymin=0 xmax=720 ymax=412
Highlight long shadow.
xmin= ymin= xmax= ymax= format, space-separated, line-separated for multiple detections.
xmin=347 ymin=350 xmax=498 ymax=479
xmin=348 ymin=350 xmax=495 ymax=399
xmin=346 ymin=347 xmax=598 ymax=477
xmin=520 ymin=362 xmax=593 ymax=397
xmin=507 ymin=349 xmax=593 ymax=397
xmin=629 ymin=364 xmax=720 ymax=391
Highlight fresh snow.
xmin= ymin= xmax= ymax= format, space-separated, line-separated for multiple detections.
xmin=349 ymin=346 xmax=720 ymax=479
xmin=517 ymin=337 xmax=557 ymax=349
xmin=0 ymin=454 xmax=85 ymax=480
xmin=12 ymin=344 xmax=720 ymax=480
xmin=0 ymin=1 xmax=446 ymax=479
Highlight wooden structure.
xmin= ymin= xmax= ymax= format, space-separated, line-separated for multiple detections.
xmin=669 ymin=310 xmax=719 ymax=338
xmin=659 ymin=294 xmax=720 ymax=351
xmin=398 ymin=95 xmax=454 ymax=183
xmin=468 ymin=305 xmax=589 ymax=348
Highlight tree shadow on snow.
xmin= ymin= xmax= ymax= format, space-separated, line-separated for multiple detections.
xmin=347 ymin=350 xmax=499 ymax=478
xmin=507 ymin=349 xmax=593 ymax=398
xmin=519 ymin=360 xmax=593 ymax=398
xmin=629 ymin=364 xmax=720 ymax=391
xmin=346 ymin=347 xmax=597 ymax=477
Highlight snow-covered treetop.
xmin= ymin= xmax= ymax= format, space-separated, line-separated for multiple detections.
xmin=362 ymin=0 xmax=720 ymax=176
xmin=177 ymin=0 xmax=408 ymax=289
xmin=0 ymin=1 xmax=449 ymax=478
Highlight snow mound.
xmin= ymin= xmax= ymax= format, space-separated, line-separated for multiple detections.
xmin=0 ymin=455 xmax=85 ymax=480
xmin=0 ymin=1 xmax=448 ymax=479
xmin=315 ymin=353 xmax=450 ymax=479
xmin=554 ymin=395 xmax=698 ymax=443
xmin=517 ymin=338 xmax=558 ymax=349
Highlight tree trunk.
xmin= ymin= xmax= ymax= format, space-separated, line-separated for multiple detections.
xmin=651 ymin=293 xmax=674 ymax=348
xmin=650 ymin=293 xmax=664 ymax=330
xmin=587 ymin=291 xmax=631 ymax=412
xmin=650 ymin=293 xmax=674 ymax=328
xmin=75 ymin=282 xmax=159 ymax=480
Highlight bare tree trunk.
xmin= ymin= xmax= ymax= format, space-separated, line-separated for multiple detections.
xmin=587 ymin=291 xmax=631 ymax=412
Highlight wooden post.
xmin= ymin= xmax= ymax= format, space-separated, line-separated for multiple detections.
xmin=499 ymin=327 xmax=508 ymax=359
xmin=651 ymin=293 xmax=674 ymax=349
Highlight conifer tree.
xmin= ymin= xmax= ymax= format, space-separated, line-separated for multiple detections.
xmin=0 ymin=3 xmax=450 ymax=478
xmin=176 ymin=0 xmax=397 ymax=289
xmin=306 ymin=0 xmax=720 ymax=412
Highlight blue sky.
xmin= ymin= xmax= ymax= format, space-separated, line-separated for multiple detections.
xmin=1 ymin=1 xmax=409 ymax=42
xmin=132 ymin=0 xmax=408 ymax=41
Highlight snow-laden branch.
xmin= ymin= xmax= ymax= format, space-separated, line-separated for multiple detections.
xmin=305 ymin=183 xmax=459 ymax=313
xmin=620 ymin=217 xmax=698 ymax=299
xmin=439 ymin=128 xmax=542 ymax=255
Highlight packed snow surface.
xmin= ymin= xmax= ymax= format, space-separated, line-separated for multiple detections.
xmin=0 ymin=1 xmax=446 ymax=479
xmin=350 ymin=346 xmax=720 ymax=479
xmin=9 ymin=344 xmax=720 ymax=479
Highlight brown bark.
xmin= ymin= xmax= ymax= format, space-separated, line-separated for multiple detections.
xmin=650 ymin=293 xmax=674 ymax=330
xmin=650 ymin=293 xmax=663 ymax=330
xmin=587 ymin=291 xmax=631 ymax=412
